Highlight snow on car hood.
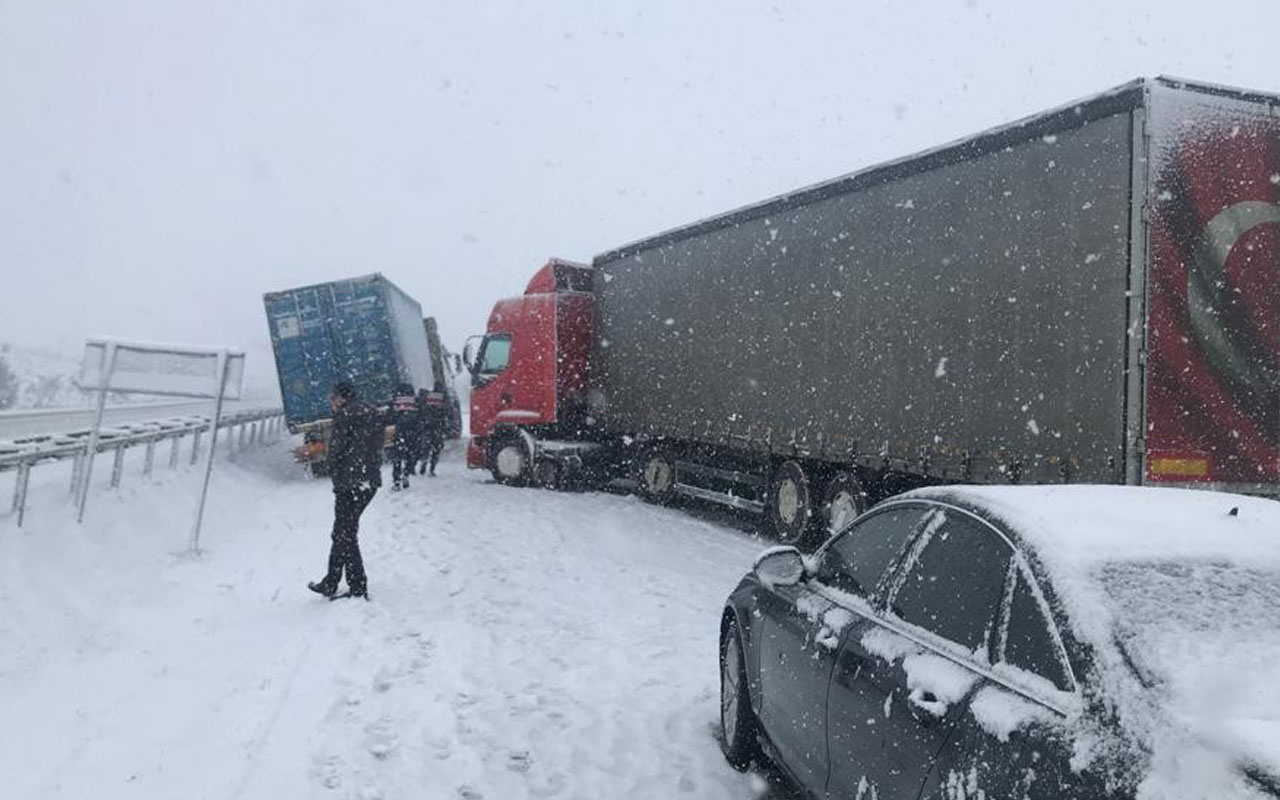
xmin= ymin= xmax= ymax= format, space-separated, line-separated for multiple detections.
xmin=1101 ymin=560 xmax=1280 ymax=798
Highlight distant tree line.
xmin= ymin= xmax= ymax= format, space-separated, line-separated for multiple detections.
xmin=0 ymin=354 xmax=16 ymax=410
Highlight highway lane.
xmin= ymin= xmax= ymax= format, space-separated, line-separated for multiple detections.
xmin=0 ymin=400 xmax=245 ymax=440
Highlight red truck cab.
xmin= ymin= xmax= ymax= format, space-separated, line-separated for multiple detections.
xmin=466 ymin=259 xmax=593 ymax=482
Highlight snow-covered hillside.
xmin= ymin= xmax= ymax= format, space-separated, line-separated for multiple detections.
xmin=0 ymin=341 xmax=91 ymax=409
xmin=0 ymin=440 xmax=779 ymax=799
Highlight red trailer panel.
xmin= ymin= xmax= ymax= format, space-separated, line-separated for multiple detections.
xmin=1145 ymin=86 xmax=1280 ymax=489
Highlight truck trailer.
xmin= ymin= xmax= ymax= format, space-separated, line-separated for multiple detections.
xmin=264 ymin=273 xmax=435 ymax=474
xmin=465 ymin=77 xmax=1280 ymax=543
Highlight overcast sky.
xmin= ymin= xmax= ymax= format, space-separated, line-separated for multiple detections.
xmin=2 ymin=0 xmax=1278 ymax=396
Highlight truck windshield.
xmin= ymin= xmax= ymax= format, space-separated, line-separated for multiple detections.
xmin=477 ymin=334 xmax=511 ymax=375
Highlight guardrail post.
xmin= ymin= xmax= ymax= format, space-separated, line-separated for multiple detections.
xmin=227 ymin=423 xmax=236 ymax=456
xmin=239 ymin=423 xmax=248 ymax=450
xmin=110 ymin=445 xmax=126 ymax=489
xmin=252 ymin=421 xmax=260 ymax=446
xmin=169 ymin=436 xmax=180 ymax=469
xmin=144 ymin=438 xmax=157 ymax=477
xmin=14 ymin=462 xmax=31 ymax=527
xmin=191 ymin=428 xmax=203 ymax=465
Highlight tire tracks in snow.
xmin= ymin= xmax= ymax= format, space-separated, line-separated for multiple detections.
xmin=301 ymin=464 xmax=766 ymax=799
xmin=229 ymin=634 xmax=316 ymax=799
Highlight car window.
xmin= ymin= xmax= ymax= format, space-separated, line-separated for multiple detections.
xmin=1003 ymin=572 xmax=1070 ymax=691
xmin=817 ymin=506 xmax=930 ymax=599
xmin=890 ymin=512 xmax=1011 ymax=654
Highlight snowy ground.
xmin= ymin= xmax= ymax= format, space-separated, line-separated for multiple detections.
xmin=0 ymin=440 xmax=783 ymax=799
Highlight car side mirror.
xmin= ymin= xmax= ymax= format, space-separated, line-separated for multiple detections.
xmin=754 ymin=546 xmax=806 ymax=588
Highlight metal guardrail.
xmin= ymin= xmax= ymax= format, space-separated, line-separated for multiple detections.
xmin=1 ymin=407 xmax=285 ymax=527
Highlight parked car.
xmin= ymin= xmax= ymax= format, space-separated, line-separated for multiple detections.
xmin=719 ymin=485 xmax=1280 ymax=799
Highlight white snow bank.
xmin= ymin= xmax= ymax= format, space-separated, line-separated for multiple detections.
xmin=0 ymin=442 xmax=767 ymax=799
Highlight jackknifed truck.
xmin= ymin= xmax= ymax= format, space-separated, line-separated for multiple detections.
xmin=264 ymin=273 xmax=443 ymax=475
xmin=464 ymin=77 xmax=1280 ymax=543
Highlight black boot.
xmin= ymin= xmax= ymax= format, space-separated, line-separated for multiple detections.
xmin=308 ymin=580 xmax=337 ymax=598
xmin=330 ymin=588 xmax=370 ymax=601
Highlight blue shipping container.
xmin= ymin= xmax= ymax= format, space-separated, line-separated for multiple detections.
xmin=264 ymin=274 xmax=434 ymax=429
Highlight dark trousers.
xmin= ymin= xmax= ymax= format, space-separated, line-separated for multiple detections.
xmin=324 ymin=486 xmax=376 ymax=593
xmin=392 ymin=437 xmax=416 ymax=485
xmin=419 ymin=436 xmax=443 ymax=474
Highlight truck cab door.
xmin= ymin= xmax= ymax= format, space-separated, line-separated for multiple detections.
xmin=469 ymin=333 xmax=513 ymax=437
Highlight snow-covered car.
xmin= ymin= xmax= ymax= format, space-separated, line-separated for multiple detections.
xmin=719 ymin=485 xmax=1280 ymax=799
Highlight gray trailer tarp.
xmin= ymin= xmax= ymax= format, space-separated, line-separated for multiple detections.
xmin=592 ymin=107 xmax=1135 ymax=484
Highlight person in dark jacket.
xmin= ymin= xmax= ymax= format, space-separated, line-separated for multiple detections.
xmin=308 ymin=382 xmax=383 ymax=600
xmin=390 ymin=382 xmax=421 ymax=490
xmin=416 ymin=388 xmax=447 ymax=477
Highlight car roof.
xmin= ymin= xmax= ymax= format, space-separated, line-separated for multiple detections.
xmin=899 ymin=484 xmax=1280 ymax=573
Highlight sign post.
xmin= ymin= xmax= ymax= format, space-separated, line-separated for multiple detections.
xmin=77 ymin=340 xmax=245 ymax=551
xmin=76 ymin=342 xmax=118 ymax=523
xmin=190 ymin=350 xmax=229 ymax=552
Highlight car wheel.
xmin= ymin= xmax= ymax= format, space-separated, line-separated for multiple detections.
xmin=768 ymin=460 xmax=814 ymax=545
xmin=638 ymin=451 xmax=676 ymax=504
xmin=490 ymin=437 xmax=530 ymax=486
xmin=822 ymin=471 xmax=868 ymax=534
xmin=720 ymin=619 xmax=761 ymax=770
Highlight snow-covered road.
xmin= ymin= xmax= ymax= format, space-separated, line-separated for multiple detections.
xmin=0 ymin=442 xmax=778 ymax=799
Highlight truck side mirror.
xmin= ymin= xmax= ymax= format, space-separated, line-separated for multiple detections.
xmin=463 ymin=336 xmax=483 ymax=373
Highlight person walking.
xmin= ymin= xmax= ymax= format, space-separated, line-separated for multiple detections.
xmin=417 ymin=388 xmax=447 ymax=477
xmin=308 ymin=382 xmax=383 ymax=600
xmin=390 ymin=382 xmax=421 ymax=490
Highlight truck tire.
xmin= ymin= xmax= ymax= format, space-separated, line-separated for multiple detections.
xmin=638 ymin=451 xmax=676 ymax=504
xmin=768 ymin=460 xmax=814 ymax=545
xmin=822 ymin=471 xmax=868 ymax=536
xmin=490 ymin=436 xmax=530 ymax=486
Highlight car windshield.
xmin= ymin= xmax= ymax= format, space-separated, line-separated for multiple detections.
xmin=1099 ymin=560 xmax=1280 ymax=728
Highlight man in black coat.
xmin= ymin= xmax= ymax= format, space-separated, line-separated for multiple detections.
xmin=390 ymin=382 xmax=422 ymax=490
xmin=416 ymin=388 xmax=447 ymax=477
xmin=308 ymin=382 xmax=383 ymax=600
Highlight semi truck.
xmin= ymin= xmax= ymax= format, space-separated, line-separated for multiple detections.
xmin=264 ymin=273 xmax=438 ymax=475
xmin=465 ymin=77 xmax=1280 ymax=543
xmin=424 ymin=316 xmax=463 ymax=438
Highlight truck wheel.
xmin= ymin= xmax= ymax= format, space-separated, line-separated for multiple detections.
xmin=822 ymin=472 xmax=868 ymax=535
xmin=638 ymin=451 xmax=676 ymax=504
xmin=490 ymin=438 xmax=530 ymax=486
xmin=768 ymin=460 xmax=814 ymax=545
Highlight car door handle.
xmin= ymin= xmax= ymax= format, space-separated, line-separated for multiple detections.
xmin=907 ymin=688 xmax=948 ymax=723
